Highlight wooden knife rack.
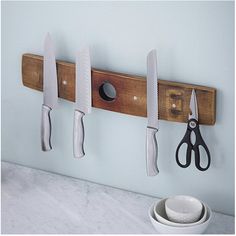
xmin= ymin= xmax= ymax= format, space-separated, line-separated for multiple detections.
xmin=22 ymin=53 xmax=216 ymax=125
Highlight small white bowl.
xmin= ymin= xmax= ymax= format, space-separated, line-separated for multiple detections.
xmin=154 ymin=198 xmax=207 ymax=227
xmin=165 ymin=195 xmax=203 ymax=223
xmin=149 ymin=203 xmax=212 ymax=234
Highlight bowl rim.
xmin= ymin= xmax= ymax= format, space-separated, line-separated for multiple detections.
xmin=149 ymin=202 xmax=212 ymax=229
xmin=154 ymin=198 xmax=207 ymax=227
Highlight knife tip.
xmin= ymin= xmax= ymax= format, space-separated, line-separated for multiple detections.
xmin=148 ymin=49 xmax=157 ymax=57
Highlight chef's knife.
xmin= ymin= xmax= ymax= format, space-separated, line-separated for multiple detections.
xmin=146 ymin=49 xmax=159 ymax=176
xmin=73 ymin=47 xmax=91 ymax=158
xmin=41 ymin=33 xmax=58 ymax=151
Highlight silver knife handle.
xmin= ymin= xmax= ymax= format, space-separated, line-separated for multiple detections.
xmin=146 ymin=127 xmax=159 ymax=176
xmin=41 ymin=104 xmax=52 ymax=151
xmin=73 ymin=110 xmax=85 ymax=158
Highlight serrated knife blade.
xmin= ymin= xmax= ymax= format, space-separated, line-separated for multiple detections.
xmin=147 ymin=50 xmax=158 ymax=129
xmin=146 ymin=49 xmax=159 ymax=176
xmin=73 ymin=47 xmax=92 ymax=158
xmin=41 ymin=33 xmax=58 ymax=152
xmin=75 ymin=48 xmax=91 ymax=113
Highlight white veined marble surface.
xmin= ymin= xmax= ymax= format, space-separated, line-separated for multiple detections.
xmin=1 ymin=161 xmax=234 ymax=234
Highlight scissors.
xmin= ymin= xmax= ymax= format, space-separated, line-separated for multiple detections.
xmin=175 ymin=89 xmax=211 ymax=171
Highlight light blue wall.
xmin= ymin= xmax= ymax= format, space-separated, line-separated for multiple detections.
xmin=2 ymin=1 xmax=234 ymax=215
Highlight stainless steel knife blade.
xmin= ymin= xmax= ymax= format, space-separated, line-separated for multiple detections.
xmin=41 ymin=33 xmax=58 ymax=151
xmin=147 ymin=49 xmax=158 ymax=129
xmin=75 ymin=47 xmax=91 ymax=114
xmin=73 ymin=47 xmax=91 ymax=158
xmin=146 ymin=49 xmax=159 ymax=176
xmin=43 ymin=33 xmax=58 ymax=109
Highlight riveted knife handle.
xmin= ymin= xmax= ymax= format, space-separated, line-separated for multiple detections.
xmin=41 ymin=104 xmax=52 ymax=151
xmin=73 ymin=110 xmax=85 ymax=158
xmin=146 ymin=127 xmax=159 ymax=176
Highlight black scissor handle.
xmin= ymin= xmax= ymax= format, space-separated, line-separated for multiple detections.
xmin=175 ymin=125 xmax=192 ymax=168
xmin=191 ymin=119 xmax=211 ymax=171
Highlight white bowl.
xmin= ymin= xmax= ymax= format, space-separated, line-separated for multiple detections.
xmin=165 ymin=195 xmax=203 ymax=223
xmin=149 ymin=203 xmax=212 ymax=234
xmin=154 ymin=198 xmax=207 ymax=227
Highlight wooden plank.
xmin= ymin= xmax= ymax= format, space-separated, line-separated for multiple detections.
xmin=22 ymin=53 xmax=216 ymax=125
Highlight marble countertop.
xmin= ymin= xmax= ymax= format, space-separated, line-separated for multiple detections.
xmin=1 ymin=161 xmax=234 ymax=234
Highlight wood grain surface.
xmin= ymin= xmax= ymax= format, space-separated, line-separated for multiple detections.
xmin=22 ymin=53 xmax=216 ymax=125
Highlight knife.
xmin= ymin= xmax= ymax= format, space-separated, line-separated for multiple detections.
xmin=41 ymin=33 xmax=58 ymax=151
xmin=73 ymin=47 xmax=92 ymax=158
xmin=146 ymin=49 xmax=159 ymax=176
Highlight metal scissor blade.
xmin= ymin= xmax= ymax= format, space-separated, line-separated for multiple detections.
xmin=189 ymin=89 xmax=198 ymax=121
